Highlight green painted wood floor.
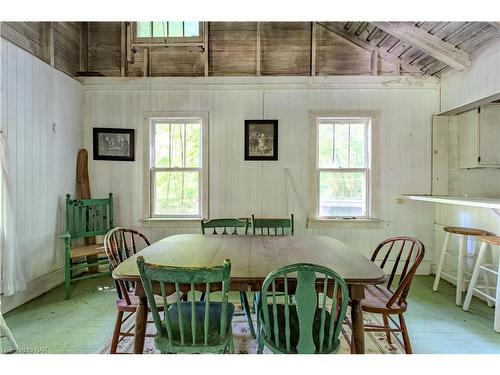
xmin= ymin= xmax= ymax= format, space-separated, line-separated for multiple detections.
xmin=3 ymin=275 xmax=500 ymax=354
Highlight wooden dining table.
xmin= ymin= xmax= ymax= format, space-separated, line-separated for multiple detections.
xmin=112 ymin=234 xmax=386 ymax=354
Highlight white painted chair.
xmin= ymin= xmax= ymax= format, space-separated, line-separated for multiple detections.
xmin=463 ymin=236 xmax=500 ymax=332
xmin=433 ymin=226 xmax=493 ymax=306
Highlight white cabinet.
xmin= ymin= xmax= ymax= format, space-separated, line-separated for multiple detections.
xmin=457 ymin=104 xmax=500 ymax=168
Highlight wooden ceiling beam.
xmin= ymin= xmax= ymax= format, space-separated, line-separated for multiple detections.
xmin=371 ymin=22 xmax=471 ymax=70
xmin=489 ymin=22 xmax=500 ymax=29
xmin=317 ymin=22 xmax=423 ymax=74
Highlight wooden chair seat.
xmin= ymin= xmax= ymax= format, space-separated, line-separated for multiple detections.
xmin=358 ymin=285 xmax=407 ymax=314
xmin=478 ymin=236 xmax=500 ymax=246
xmin=154 ymin=302 xmax=235 ymax=352
xmin=443 ymin=226 xmax=493 ymax=236
xmin=259 ymin=304 xmax=340 ymax=354
xmin=69 ymin=244 xmax=106 ymax=259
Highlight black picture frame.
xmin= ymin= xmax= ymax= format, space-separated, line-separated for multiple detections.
xmin=244 ymin=120 xmax=278 ymax=161
xmin=93 ymin=128 xmax=135 ymax=161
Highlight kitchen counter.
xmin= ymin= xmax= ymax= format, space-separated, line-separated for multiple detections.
xmin=402 ymin=195 xmax=500 ymax=210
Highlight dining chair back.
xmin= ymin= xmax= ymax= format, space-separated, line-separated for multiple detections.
xmin=136 ymin=256 xmax=235 ymax=353
xmin=200 ymin=217 xmax=254 ymax=337
xmin=201 ymin=218 xmax=249 ymax=235
xmin=251 ymin=214 xmax=294 ymax=236
xmin=104 ymin=227 xmax=151 ymax=304
xmin=257 ymin=263 xmax=348 ymax=354
xmin=61 ymin=193 xmax=114 ymax=299
xmin=103 ymin=227 xmax=159 ymax=354
xmin=370 ymin=237 xmax=425 ymax=308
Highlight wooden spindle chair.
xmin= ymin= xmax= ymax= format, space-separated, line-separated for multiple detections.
xmin=201 ymin=218 xmax=249 ymax=235
xmin=104 ymin=227 xmax=169 ymax=354
xmin=251 ymin=214 xmax=294 ymax=236
xmin=60 ymin=193 xmax=114 ymax=299
xmin=257 ymin=263 xmax=349 ymax=354
xmin=347 ymin=236 xmax=425 ymax=354
xmin=200 ymin=217 xmax=254 ymax=338
xmin=136 ymin=257 xmax=235 ymax=354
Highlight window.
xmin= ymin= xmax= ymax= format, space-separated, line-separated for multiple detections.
xmin=134 ymin=22 xmax=202 ymax=43
xmin=311 ymin=114 xmax=375 ymax=219
xmin=148 ymin=115 xmax=208 ymax=218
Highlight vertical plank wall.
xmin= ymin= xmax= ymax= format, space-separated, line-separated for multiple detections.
xmin=83 ymin=76 xmax=439 ymax=273
xmin=1 ymin=40 xmax=83 ymax=312
xmin=440 ymin=39 xmax=500 ymax=112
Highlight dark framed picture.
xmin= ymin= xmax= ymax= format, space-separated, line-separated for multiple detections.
xmin=244 ymin=120 xmax=278 ymax=161
xmin=93 ymin=128 xmax=135 ymax=161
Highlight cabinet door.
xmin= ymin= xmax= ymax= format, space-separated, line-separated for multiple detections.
xmin=457 ymin=108 xmax=479 ymax=168
xmin=479 ymin=104 xmax=500 ymax=166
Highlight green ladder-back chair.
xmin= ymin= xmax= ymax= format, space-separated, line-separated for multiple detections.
xmin=252 ymin=214 xmax=294 ymax=236
xmin=200 ymin=218 xmax=255 ymax=338
xmin=137 ymin=256 xmax=235 ymax=354
xmin=201 ymin=218 xmax=249 ymax=235
xmin=60 ymin=193 xmax=114 ymax=299
xmin=257 ymin=263 xmax=349 ymax=354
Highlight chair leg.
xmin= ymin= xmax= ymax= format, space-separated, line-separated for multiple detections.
xmin=110 ymin=310 xmax=124 ymax=354
xmin=456 ymin=235 xmax=467 ymax=306
xmin=257 ymin=335 xmax=264 ymax=354
xmin=484 ymin=245 xmax=495 ymax=308
xmin=433 ymin=231 xmax=450 ymax=292
xmin=495 ymin=269 xmax=500 ymax=333
xmin=382 ymin=314 xmax=392 ymax=344
xmin=240 ymin=292 xmax=256 ymax=338
xmin=398 ymin=314 xmax=412 ymax=354
xmin=228 ymin=331 xmax=235 ymax=354
xmin=64 ymin=252 xmax=72 ymax=300
xmin=254 ymin=292 xmax=262 ymax=336
xmin=463 ymin=242 xmax=489 ymax=311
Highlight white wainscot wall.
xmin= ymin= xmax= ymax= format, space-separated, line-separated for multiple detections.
xmin=1 ymin=39 xmax=83 ymax=312
xmin=83 ymin=76 xmax=439 ymax=273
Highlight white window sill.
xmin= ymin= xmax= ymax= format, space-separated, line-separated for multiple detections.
xmin=140 ymin=217 xmax=202 ymax=228
xmin=307 ymin=217 xmax=383 ymax=229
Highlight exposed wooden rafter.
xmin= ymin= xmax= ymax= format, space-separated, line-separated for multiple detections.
xmin=371 ymin=22 xmax=472 ymax=70
xmin=317 ymin=22 xmax=423 ymax=74
xmin=488 ymin=22 xmax=500 ymax=30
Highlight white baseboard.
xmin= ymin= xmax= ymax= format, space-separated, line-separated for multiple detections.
xmin=1 ymin=268 xmax=64 ymax=314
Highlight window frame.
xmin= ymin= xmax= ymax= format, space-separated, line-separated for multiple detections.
xmin=308 ymin=110 xmax=380 ymax=222
xmin=143 ymin=112 xmax=209 ymax=220
xmin=132 ymin=22 xmax=204 ymax=46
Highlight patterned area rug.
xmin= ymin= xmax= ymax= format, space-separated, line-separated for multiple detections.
xmin=98 ymin=307 xmax=405 ymax=354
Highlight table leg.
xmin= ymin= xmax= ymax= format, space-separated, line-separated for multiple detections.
xmin=349 ymin=285 xmax=366 ymax=354
xmin=134 ymin=296 xmax=148 ymax=354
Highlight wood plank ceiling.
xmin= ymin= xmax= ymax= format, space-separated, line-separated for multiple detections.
xmin=1 ymin=21 xmax=499 ymax=78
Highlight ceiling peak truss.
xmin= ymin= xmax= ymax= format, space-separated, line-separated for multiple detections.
xmin=318 ymin=21 xmax=491 ymax=75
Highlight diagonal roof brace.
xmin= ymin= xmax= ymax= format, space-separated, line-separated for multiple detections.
xmin=317 ymin=22 xmax=423 ymax=74
xmin=371 ymin=22 xmax=472 ymax=71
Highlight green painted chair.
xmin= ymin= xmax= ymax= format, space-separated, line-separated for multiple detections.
xmin=200 ymin=217 xmax=254 ymax=338
xmin=136 ymin=256 xmax=235 ymax=354
xmin=201 ymin=218 xmax=249 ymax=235
xmin=251 ymin=214 xmax=294 ymax=236
xmin=60 ymin=193 xmax=114 ymax=299
xmin=257 ymin=263 xmax=349 ymax=354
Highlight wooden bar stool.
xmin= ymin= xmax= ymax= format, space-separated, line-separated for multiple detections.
xmin=433 ymin=226 xmax=493 ymax=306
xmin=463 ymin=236 xmax=500 ymax=332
